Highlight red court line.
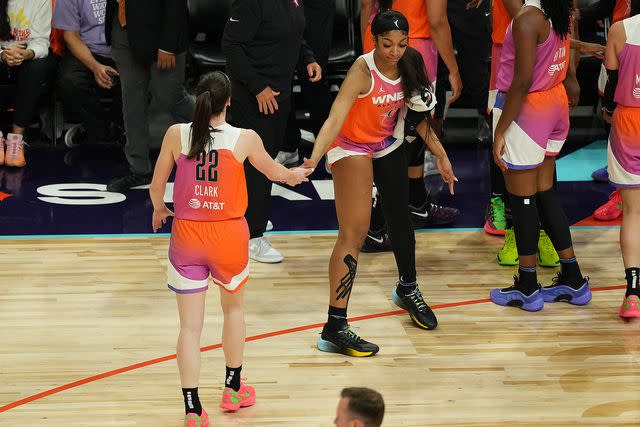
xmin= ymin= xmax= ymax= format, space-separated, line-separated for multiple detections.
xmin=0 ymin=285 xmax=625 ymax=413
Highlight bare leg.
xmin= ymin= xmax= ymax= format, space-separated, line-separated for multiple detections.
xmin=176 ymin=291 xmax=206 ymax=388
xmin=219 ymin=286 xmax=246 ymax=369
xmin=328 ymin=156 xmax=373 ymax=308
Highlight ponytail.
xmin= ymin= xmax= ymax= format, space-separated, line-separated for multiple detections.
xmin=540 ymin=0 xmax=572 ymax=39
xmin=188 ymin=71 xmax=231 ymax=159
xmin=397 ymin=46 xmax=430 ymax=101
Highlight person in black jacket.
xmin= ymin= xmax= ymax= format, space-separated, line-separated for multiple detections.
xmin=104 ymin=0 xmax=195 ymax=192
xmin=222 ymin=0 xmax=321 ymax=264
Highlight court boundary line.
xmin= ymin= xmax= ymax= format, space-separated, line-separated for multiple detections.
xmin=0 ymin=225 xmax=621 ymax=239
xmin=0 ymin=285 xmax=626 ymax=413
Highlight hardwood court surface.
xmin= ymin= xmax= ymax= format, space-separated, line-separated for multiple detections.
xmin=1 ymin=229 xmax=639 ymax=426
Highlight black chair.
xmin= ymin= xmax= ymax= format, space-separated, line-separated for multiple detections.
xmin=327 ymin=0 xmax=358 ymax=83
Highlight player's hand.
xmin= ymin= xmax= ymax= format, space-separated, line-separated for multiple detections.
xmin=435 ymin=155 xmax=458 ymax=195
xmin=93 ymin=64 xmax=118 ymax=89
xmin=493 ymin=132 xmax=508 ymax=172
xmin=579 ymin=41 xmax=605 ymax=59
xmin=286 ymin=167 xmax=312 ymax=186
xmin=563 ymin=76 xmax=580 ymax=110
xmin=302 ymin=157 xmax=318 ymax=171
xmin=256 ymin=86 xmax=280 ymax=115
xmin=307 ymin=62 xmax=322 ymax=82
xmin=152 ymin=205 xmax=174 ymax=232
xmin=2 ymin=44 xmax=25 ymax=66
xmin=156 ymin=50 xmax=176 ymax=70
xmin=465 ymin=0 xmax=484 ymax=9
xmin=602 ymin=108 xmax=613 ymax=125
xmin=448 ymin=70 xmax=463 ymax=104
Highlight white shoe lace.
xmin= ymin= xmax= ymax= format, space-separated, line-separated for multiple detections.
xmin=252 ymin=237 xmax=274 ymax=256
xmin=7 ymin=138 xmax=25 ymax=160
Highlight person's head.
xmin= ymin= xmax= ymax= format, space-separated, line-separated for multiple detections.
xmin=334 ymin=387 xmax=385 ymax=427
xmin=0 ymin=1 xmax=11 ymax=41
xmin=188 ymin=71 xmax=231 ymax=159
xmin=540 ymin=0 xmax=573 ymax=39
xmin=371 ymin=10 xmax=409 ymax=65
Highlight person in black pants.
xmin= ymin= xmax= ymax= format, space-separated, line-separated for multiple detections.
xmin=54 ymin=0 xmax=123 ymax=148
xmin=278 ymin=0 xmax=335 ymax=166
xmin=434 ymin=0 xmax=491 ymax=141
xmin=222 ymin=0 xmax=321 ymax=264
xmin=104 ymin=0 xmax=194 ymax=193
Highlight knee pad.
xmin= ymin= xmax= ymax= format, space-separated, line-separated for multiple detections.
xmin=536 ymin=189 xmax=572 ymax=251
xmin=509 ymin=193 xmax=539 ymax=256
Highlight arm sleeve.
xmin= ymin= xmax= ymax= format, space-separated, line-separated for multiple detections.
xmin=300 ymin=38 xmax=316 ymax=66
xmin=158 ymin=0 xmax=187 ymax=54
xmin=52 ymin=0 xmax=80 ymax=32
xmin=221 ymin=0 xmax=267 ymax=95
xmin=603 ymin=68 xmax=618 ymax=113
xmin=27 ymin=0 xmax=52 ymax=59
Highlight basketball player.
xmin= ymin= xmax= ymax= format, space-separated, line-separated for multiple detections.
xmin=490 ymin=0 xmax=592 ymax=311
xmin=601 ymin=0 xmax=640 ymax=317
xmin=303 ymin=11 xmax=457 ymax=356
xmin=149 ymin=71 xmax=310 ymax=426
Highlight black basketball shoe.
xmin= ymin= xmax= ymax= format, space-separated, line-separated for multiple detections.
xmin=391 ymin=284 xmax=438 ymax=330
xmin=317 ymin=325 xmax=379 ymax=357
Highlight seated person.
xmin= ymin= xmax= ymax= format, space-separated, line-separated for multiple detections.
xmin=53 ymin=0 xmax=122 ymax=147
xmin=0 ymin=0 xmax=53 ymax=168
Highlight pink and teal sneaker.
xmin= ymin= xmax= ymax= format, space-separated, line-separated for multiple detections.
xmin=220 ymin=382 xmax=256 ymax=411
xmin=183 ymin=408 xmax=208 ymax=427
xmin=619 ymin=295 xmax=640 ymax=318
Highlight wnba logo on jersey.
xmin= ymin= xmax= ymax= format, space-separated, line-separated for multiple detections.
xmin=372 ymin=91 xmax=404 ymax=106
xmin=549 ymin=46 xmax=567 ymax=76
xmin=188 ymin=198 xmax=201 ymax=209
xmin=633 ymin=74 xmax=640 ymax=99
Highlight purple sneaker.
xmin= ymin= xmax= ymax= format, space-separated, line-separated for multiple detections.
xmin=409 ymin=202 xmax=460 ymax=228
xmin=361 ymin=230 xmax=392 ymax=253
xmin=541 ymin=274 xmax=591 ymax=305
xmin=591 ymin=166 xmax=609 ymax=183
xmin=490 ymin=278 xmax=544 ymax=312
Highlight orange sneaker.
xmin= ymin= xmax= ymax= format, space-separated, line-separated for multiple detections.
xmin=593 ymin=190 xmax=622 ymax=221
xmin=0 ymin=132 xmax=5 ymax=165
xmin=220 ymin=382 xmax=256 ymax=411
xmin=183 ymin=408 xmax=209 ymax=427
xmin=5 ymin=133 xmax=26 ymax=168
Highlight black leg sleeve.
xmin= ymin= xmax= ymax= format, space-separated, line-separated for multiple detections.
xmin=373 ymin=144 xmax=417 ymax=283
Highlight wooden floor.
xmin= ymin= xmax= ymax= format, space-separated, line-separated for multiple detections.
xmin=1 ymin=229 xmax=639 ymax=426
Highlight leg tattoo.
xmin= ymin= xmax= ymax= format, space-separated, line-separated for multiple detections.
xmin=336 ymin=254 xmax=357 ymax=301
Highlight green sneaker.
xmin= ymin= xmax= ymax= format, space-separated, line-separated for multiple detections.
xmin=537 ymin=230 xmax=559 ymax=267
xmin=484 ymin=196 xmax=506 ymax=236
xmin=497 ymin=228 xmax=518 ymax=266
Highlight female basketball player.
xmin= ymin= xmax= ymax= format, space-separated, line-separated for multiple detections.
xmin=149 ymin=71 xmax=310 ymax=426
xmin=490 ymin=0 xmax=592 ymax=311
xmin=601 ymin=0 xmax=640 ymax=318
xmin=303 ymin=10 xmax=457 ymax=356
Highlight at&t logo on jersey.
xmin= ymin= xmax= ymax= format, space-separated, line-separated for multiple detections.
xmin=633 ymin=74 xmax=640 ymax=99
xmin=549 ymin=46 xmax=567 ymax=76
xmin=188 ymin=198 xmax=201 ymax=209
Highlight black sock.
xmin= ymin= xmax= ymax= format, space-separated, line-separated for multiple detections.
xmin=505 ymin=209 xmax=513 ymax=229
xmin=559 ymin=257 xmax=583 ymax=288
xmin=225 ymin=365 xmax=242 ymax=392
xmin=516 ymin=266 xmax=538 ymax=295
xmin=326 ymin=305 xmax=348 ymax=331
xmin=182 ymin=387 xmax=202 ymax=415
xmin=409 ymin=177 xmax=427 ymax=207
xmin=396 ymin=277 xmax=417 ymax=295
xmin=626 ymin=267 xmax=640 ymax=297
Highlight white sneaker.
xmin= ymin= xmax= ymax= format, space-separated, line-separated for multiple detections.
xmin=275 ymin=150 xmax=299 ymax=166
xmin=266 ymin=220 xmax=274 ymax=231
xmin=249 ymin=237 xmax=283 ymax=263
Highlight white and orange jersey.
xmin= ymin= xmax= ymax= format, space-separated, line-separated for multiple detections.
xmin=172 ymin=123 xmax=248 ymax=222
xmin=340 ymin=50 xmax=405 ymax=143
